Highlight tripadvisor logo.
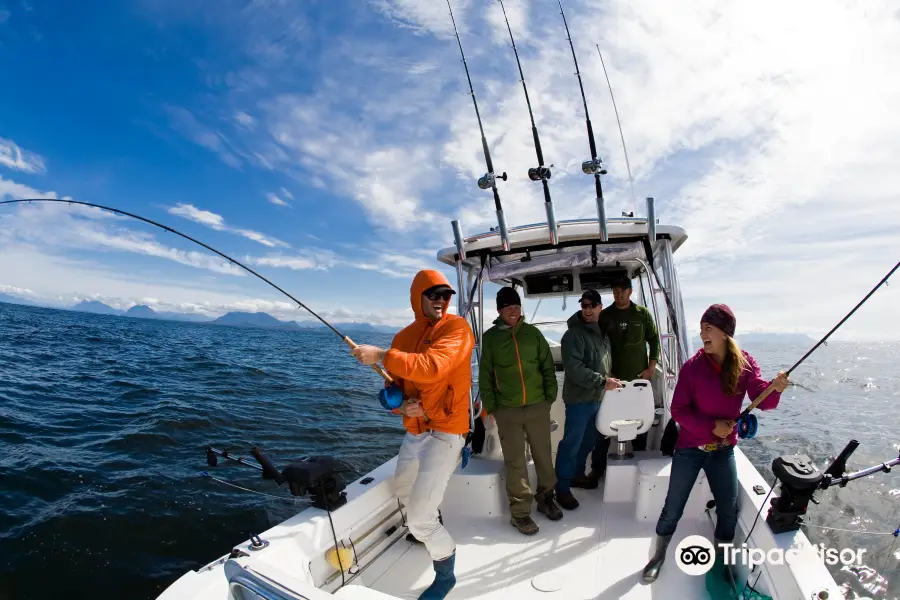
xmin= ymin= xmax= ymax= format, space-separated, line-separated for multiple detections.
xmin=675 ymin=535 xmax=716 ymax=576
xmin=674 ymin=535 xmax=867 ymax=576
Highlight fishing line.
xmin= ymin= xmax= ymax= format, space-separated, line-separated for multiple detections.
xmin=201 ymin=472 xmax=300 ymax=502
xmin=0 ymin=198 xmax=393 ymax=383
xmin=595 ymin=44 xmax=637 ymax=215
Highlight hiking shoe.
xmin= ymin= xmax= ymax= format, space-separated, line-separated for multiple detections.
xmin=572 ymin=469 xmax=604 ymax=489
xmin=536 ymin=492 xmax=563 ymax=521
xmin=571 ymin=474 xmax=599 ymax=489
xmin=510 ymin=515 xmax=539 ymax=535
xmin=556 ymin=489 xmax=579 ymax=510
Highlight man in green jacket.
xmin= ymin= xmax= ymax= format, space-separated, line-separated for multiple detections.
xmin=573 ymin=276 xmax=661 ymax=488
xmin=555 ymin=289 xmax=623 ymax=510
xmin=480 ymin=286 xmax=563 ymax=535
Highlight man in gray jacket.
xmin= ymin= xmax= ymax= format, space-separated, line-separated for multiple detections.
xmin=554 ymin=289 xmax=623 ymax=510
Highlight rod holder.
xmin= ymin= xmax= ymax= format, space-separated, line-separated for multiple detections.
xmin=451 ymin=220 xmax=467 ymax=261
xmin=545 ymin=202 xmax=559 ymax=246
xmin=496 ymin=209 xmax=511 ymax=251
xmin=646 ymin=197 xmax=656 ymax=242
xmin=596 ymin=194 xmax=608 ymax=242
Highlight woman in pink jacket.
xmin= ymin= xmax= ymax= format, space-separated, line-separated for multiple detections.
xmin=642 ymin=304 xmax=789 ymax=583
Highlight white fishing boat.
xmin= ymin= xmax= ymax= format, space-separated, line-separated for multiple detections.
xmin=157 ymin=211 xmax=845 ymax=600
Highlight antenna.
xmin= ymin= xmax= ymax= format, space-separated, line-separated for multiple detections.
xmin=596 ymin=44 xmax=637 ymax=214
xmin=497 ymin=0 xmax=559 ymax=245
xmin=446 ymin=0 xmax=511 ymax=251
xmin=557 ymin=0 xmax=608 ymax=241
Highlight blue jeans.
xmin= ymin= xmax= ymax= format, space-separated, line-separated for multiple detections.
xmin=555 ymin=403 xmax=600 ymax=492
xmin=656 ymin=446 xmax=738 ymax=541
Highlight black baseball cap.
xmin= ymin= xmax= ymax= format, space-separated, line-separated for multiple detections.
xmin=612 ymin=276 xmax=632 ymax=289
xmin=580 ymin=289 xmax=602 ymax=306
xmin=424 ymin=284 xmax=456 ymax=299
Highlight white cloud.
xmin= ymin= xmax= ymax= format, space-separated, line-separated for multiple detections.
xmin=165 ymin=105 xmax=244 ymax=168
xmin=0 ymin=138 xmax=46 ymax=174
xmin=235 ymin=111 xmax=256 ymax=129
xmin=167 ymin=202 xmax=288 ymax=247
xmin=0 ymin=187 xmax=246 ymax=277
xmin=279 ymin=187 xmax=293 ymax=200
xmin=371 ymin=0 xmax=468 ymax=36
xmin=266 ymin=192 xmax=290 ymax=207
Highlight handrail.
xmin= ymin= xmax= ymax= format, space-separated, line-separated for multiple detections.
xmin=463 ymin=216 xmax=651 ymax=242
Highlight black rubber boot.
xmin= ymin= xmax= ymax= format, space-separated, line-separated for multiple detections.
xmin=642 ymin=534 xmax=673 ymax=583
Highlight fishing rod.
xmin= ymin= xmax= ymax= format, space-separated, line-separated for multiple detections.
xmin=0 ymin=198 xmax=393 ymax=383
xmin=557 ymin=0 xmax=609 ymax=241
xmin=595 ymin=44 xmax=637 ymax=214
xmin=446 ymin=0 xmax=511 ymax=252
xmin=733 ymin=259 xmax=899 ymax=438
xmin=497 ymin=0 xmax=560 ymax=246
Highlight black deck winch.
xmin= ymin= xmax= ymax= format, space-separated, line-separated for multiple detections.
xmin=206 ymin=446 xmax=347 ymax=510
xmin=766 ymin=440 xmax=900 ymax=534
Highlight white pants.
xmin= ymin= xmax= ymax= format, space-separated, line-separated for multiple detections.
xmin=394 ymin=430 xmax=465 ymax=561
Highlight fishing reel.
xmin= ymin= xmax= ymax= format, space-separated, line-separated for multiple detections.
xmin=528 ymin=166 xmax=552 ymax=181
xmin=736 ymin=413 xmax=758 ymax=439
xmin=477 ymin=171 xmax=507 ymax=190
xmin=581 ymin=157 xmax=608 ymax=176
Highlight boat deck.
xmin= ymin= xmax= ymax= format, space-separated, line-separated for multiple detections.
xmin=360 ymin=473 xmax=711 ymax=599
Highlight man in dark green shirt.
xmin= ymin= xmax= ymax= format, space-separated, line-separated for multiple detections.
xmin=571 ymin=276 xmax=660 ymax=488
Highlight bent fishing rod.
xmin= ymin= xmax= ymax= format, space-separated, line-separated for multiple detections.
xmin=497 ymin=0 xmax=560 ymax=246
xmin=446 ymin=0 xmax=511 ymax=252
xmin=0 ymin=198 xmax=393 ymax=383
xmin=557 ymin=0 xmax=609 ymax=241
xmin=741 ymin=259 xmax=899 ymax=419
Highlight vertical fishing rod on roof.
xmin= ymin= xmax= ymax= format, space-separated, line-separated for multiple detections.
xmin=446 ymin=0 xmax=511 ymax=252
xmin=557 ymin=0 xmax=609 ymax=242
xmin=497 ymin=0 xmax=559 ymax=246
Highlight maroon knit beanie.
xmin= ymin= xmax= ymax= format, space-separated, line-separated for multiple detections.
xmin=701 ymin=304 xmax=736 ymax=338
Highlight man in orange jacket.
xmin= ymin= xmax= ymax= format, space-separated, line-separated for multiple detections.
xmin=352 ymin=269 xmax=474 ymax=600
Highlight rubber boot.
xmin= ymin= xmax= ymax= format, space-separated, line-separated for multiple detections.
xmin=419 ymin=553 xmax=456 ymax=600
xmin=642 ymin=534 xmax=673 ymax=584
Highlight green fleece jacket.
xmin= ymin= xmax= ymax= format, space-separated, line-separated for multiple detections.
xmin=560 ymin=311 xmax=612 ymax=405
xmin=600 ymin=301 xmax=660 ymax=380
xmin=479 ymin=316 xmax=557 ymax=414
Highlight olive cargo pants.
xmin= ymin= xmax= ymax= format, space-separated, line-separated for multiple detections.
xmin=493 ymin=401 xmax=556 ymax=518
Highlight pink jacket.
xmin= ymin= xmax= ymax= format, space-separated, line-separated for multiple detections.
xmin=671 ymin=349 xmax=781 ymax=448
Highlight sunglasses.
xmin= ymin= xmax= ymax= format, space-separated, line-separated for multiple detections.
xmin=580 ymin=302 xmax=600 ymax=309
xmin=425 ymin=290 xmax=454 ymax=301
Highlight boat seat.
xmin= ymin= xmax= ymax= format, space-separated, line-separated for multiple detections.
xmin=596 ymin=379 xmax=655 ymax=460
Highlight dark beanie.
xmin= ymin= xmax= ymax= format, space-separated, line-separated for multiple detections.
xmin=701 ymin=304 xmax=736 ymax=338
xmin=496 ymin=287 xmax=521 ymax=310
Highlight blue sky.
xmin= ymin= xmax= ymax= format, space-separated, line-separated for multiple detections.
xmin=1 ymin=0 xmax=898 ymax=340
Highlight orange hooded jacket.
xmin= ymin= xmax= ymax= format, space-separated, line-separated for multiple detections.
xmin=382 ymin=270 xmax=475 ymax=436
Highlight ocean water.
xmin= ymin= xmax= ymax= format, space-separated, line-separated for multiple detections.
xmin=0 ymin=302 xmax=897 ymax=599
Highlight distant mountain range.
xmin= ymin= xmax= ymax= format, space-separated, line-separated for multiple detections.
xmin=210 ymin=311 xmax=396 ymax=333
xmin=691 ymin=332 xmax=816 ymax=346
xmin=0 ymin=297 xmax=397 ymax=334
xmin=0 ymin=292 xmax=35 ymax=306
